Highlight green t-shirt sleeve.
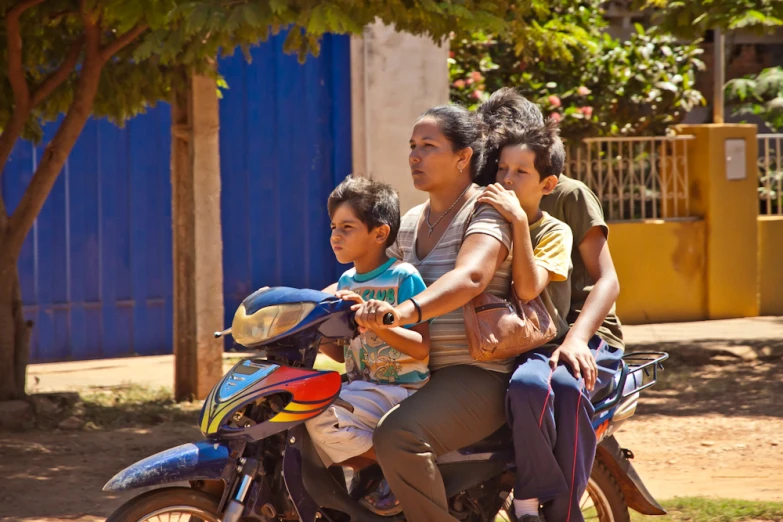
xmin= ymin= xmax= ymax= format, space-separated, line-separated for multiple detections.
xmin=563 ymin=184 xmax=609 ymax=248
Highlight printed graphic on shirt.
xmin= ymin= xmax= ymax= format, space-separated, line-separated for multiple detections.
xmin=338 ymin=258 xmax=429 ymax=389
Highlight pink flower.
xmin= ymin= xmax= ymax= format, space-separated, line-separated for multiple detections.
xmin=466 ymin=77 xmax=474 ymax=85
xmin=471 ymin=71 xmax=484 ymax=82
xmin=471 ymin=90 xmax=483 ymax=100
xmin=577 ymin=86 xmax=591 ymax=96
xmin=549 ymin=112 xmax=562 ymax=123
xmin=449 ymin=51 xmax=456 ymax=59
xmin=548 ymin=95 xmax=561 ymax=108
xmin=580 ymin=106 xmax=594 ymax=118
xmin=453 ymin=79 xmax=466 ymax=89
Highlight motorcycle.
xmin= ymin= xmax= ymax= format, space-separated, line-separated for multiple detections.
xmin=103 ymin=286 xmax=669 ymax=522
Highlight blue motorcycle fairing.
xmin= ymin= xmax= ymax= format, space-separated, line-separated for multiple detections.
xmin=102 ymin=440 xmax=231 ymax=492
xmin=239 ymin=287 xmax=355 ymax=349
xmin=242 ymin=287 xmax=332 ymax=315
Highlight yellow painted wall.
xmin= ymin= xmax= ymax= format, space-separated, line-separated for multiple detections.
xmin=675 ymin=124 xmax=760 ymax=319
xmin=610 ymin=220 xmax=707 ymax=324
xmin=758 ymin=216 xmax=783 ymax=316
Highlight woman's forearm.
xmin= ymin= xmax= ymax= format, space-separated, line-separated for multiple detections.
xmin=395 ymin=266 xmax=486 ymax=324
xmin=394 ymin=234 xmax=508 ymax=324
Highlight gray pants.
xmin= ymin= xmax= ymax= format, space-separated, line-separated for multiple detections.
xmin=373 ymin=365 xmax=509 ymax=522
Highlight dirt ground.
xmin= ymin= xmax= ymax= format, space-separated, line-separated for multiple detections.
xmin=2 ymin=339 xmax=783 ymax=521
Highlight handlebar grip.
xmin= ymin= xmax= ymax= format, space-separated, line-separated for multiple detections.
xmin=382 ymin=313 xmax=395 ymax=325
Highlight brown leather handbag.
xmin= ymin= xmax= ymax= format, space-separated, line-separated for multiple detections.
xmin=461 ymin=203 xmax=558 ymax=362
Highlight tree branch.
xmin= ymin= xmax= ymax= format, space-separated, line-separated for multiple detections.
xmin=0 ymin=0 xmax=46 ymax=176
xmin=100 ymin=24 xmax=149 ymax=62
xmin=31 ymin=37 xmax=86 ymax=107
xmin=5 ymin=0 xmax=46 ymax=103
xmin=0 ymin=7 xmax=105 ymax=266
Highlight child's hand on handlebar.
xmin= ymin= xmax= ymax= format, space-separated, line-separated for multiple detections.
xmin=353 ymin=299 xmax=399 ymax=330
xmin=335 ymin=289 xmax=365 ymax=304
xmin=336 ymin=290 xmax=368 ymax=332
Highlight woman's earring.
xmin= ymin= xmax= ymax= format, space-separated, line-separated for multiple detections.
xmin=459 ymin=166 xmax=463 ymax=173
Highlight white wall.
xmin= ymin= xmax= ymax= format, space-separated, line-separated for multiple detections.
xmin=351 ymin=22 xmax=450 ymax=213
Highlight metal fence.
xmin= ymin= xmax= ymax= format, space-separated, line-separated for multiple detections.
xmin=564 ymin=135 xmax=696 ymax=221
xmin=758 ymin=134 xmax=783 ymax=216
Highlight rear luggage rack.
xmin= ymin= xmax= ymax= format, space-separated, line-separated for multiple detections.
xmin=593 ymin=351 xmax=668 ymax=414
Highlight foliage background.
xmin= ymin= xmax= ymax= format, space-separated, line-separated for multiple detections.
xmin=449 ymin=23 xmax=706 ymax=142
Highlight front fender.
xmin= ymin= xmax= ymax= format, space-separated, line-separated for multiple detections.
xmin=103 ymin=440 xmax=231 ymax=492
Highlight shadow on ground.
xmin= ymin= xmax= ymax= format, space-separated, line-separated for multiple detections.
xmin=0 ymin=423 xmax=202 ymax=519
xmin=628 ymin=338 xmax=783 ymax=418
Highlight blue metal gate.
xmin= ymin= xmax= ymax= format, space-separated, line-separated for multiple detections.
xmin=219 ymin=34 xmax=352 ymax=331
xmin=2 ymin=33 xmax=351 ymax=363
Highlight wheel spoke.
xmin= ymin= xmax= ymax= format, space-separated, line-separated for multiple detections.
xmin=137 ymin=509 xmax=220 ymax=522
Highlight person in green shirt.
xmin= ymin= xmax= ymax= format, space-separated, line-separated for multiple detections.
xmin=476 ymin=88 xmax=624 ymax=522
xmin=476 ymin=88 xmax=624 ymax=385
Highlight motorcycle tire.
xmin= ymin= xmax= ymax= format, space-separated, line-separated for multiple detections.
xmin=497 ymin=461 xmax=630 ymax=522
xmin=105 ymin=487 xmax=221 ymax=522
xmin=585 ymin=460 xmax=631 ymax=522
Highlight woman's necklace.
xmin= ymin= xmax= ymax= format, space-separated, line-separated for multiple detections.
xmin=425 ymin=183 xmax=472 ymax=236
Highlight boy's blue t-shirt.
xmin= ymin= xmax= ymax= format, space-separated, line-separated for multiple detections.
xmin=338 ymin=258 xmax=429 ymax=389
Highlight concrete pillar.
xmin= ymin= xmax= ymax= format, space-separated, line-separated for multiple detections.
xmin=171 ymin=73 xmax=225 ymax=401
xmin=758 ymin=216 xmax=783 ymax=315
xmin=675 ymin=124 xmax=759 ymax=319
xmin=351 ymin=22 xmax=450 ymax=213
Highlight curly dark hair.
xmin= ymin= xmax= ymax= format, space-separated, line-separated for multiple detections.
xmin=475 ymin=88 xmax=546 ymax=185
xmin=500 ymin=118 xmax=565 ymax=181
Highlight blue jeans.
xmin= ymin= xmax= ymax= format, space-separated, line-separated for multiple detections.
xmin=506 ymin=337 xmax=622 ymax=522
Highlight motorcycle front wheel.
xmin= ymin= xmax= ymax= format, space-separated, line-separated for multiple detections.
xmin=105 ymin=487 xmax=221 ymax=522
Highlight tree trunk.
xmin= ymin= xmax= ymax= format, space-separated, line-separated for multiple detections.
xmin=171 ymin=71 xmax=225 ymax=402
xmin=0 ymin=23 xmax=105 ymax=401
xmin=0 ymin=211 xmax=31 ymax=401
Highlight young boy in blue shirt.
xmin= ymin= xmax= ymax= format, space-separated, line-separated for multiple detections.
xmin=306 ymin=176 xmax=430 ymax=513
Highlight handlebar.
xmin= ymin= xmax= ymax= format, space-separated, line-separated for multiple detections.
xmin=347 ymin=311 xmax=396 ymax=331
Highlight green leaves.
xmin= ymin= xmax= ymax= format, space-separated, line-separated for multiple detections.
xmin=635 ymin=0 xmax=783 ymax=39
xmin=726 ymin=66 xmax=783 ymax=131
xmin=1 ymin=0 xmax=681 ymax=144
xmin=450 ymin=21 xmax=706 ymax=141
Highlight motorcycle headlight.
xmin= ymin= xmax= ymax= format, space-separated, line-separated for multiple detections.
xmin=231 ymin=302 xmax=316 ymax=346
